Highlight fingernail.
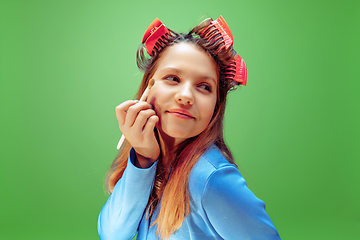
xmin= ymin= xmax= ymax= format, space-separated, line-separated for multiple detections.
xmin=134 ymin=100 xmax=139 ymax=103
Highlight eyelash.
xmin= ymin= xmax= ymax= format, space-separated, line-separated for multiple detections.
xmin=164 ymin=75 xmax=180 ymax=83
xmin=163 ymin=75 xmax=212 ymax=93
xmin=198 ymin=83 xmax=212 ymax=92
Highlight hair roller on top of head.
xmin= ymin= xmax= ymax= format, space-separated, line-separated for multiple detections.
xmin=142 ymin=18 xmax=172 ymax=56
xmin=190 ymin=18 xmax=213 ymax=35
xmin=199 ymin=15 xmax=234 ymax=54
xmin=224 ymin=54 xmax=247 ymax=86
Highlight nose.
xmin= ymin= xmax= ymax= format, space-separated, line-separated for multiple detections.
xmin=175 ymin=82 xmax=194 ymax=106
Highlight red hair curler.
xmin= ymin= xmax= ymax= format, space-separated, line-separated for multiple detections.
xmin=142 ymin=18 xmax=171 ymax=56
xmin=224 ymin=54 xmax=247 ymax=86
xmin=200 ymin=15 xmax=234 ymax=53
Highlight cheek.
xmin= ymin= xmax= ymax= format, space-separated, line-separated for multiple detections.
xmin=200 ymin=97 xmax=217 ymax=122
xmin=147 ymin=84 xmax=161 ymax=106
xmin=147 ymin=84 xmax=168 ymax=114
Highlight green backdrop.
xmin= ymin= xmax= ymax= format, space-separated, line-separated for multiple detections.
xmin=1 ymin=0 xmax=359 ymax=239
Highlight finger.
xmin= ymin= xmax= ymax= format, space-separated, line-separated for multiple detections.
xmin=124 ymin=102 xmax=152 ymax=128
xmin=143 ymin=115 xmax=159 ymax=136
xmin=132 ymin=109 xmax=157 ymax=133
xmin=115 ymin=100 xmax=138 ymax=126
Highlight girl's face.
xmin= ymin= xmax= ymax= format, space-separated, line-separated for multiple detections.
xmin=147 ymin=42 xmax=218 ymax=145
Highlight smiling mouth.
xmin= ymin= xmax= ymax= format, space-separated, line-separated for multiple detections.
xmin=167 ymin=109 xmax=195 ymax=119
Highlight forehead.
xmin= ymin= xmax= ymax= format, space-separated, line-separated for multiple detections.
xmin=154 ymin=42 xmax=219 ymax=81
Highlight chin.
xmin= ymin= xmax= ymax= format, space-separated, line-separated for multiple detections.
xmin=166 ymin=130 xmax=190 ymax=140
xmin=163 ymin=127 xmax=201 ymax=141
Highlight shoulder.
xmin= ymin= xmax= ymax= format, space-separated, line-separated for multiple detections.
xmin=188 ymin=147 xmax=281 ymax=239
xmin=188 ymin=145 xmax=240 ymax=198
xmin=189 ymin=145 xmax=258 ymax=213
xmin=194 ymin=145 xmax=236 ymax=172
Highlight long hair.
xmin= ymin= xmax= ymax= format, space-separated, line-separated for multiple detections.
xmin=106 ymin=20 xmax=240 ymax=239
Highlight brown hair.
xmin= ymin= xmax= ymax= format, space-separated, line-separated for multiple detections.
xmin=106 ymin=20 xmax=240 ymax=239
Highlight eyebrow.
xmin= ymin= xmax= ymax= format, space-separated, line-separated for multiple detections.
xmin=158 ymin=67 xmax=217 ymax=84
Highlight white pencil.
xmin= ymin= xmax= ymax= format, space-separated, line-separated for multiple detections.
xmin=116 ymin=79 xmax=155 ymax=149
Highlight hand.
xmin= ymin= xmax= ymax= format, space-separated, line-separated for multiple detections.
xmin=115 ymin=100 xmax=159 ymax=168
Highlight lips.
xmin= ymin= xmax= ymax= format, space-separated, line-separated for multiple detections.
xmin=167 ymin=108 xmax=195 ymax=119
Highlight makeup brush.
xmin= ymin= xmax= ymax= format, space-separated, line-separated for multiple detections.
xmin=116 ymin=79 xmax=155 ymax=149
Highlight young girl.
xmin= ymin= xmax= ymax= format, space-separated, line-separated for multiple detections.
xmin=98 ymin=16 xmax=280 ymax=240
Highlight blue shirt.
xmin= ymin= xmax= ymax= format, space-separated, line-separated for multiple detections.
xmin=98 ymin=146 xmax=280 ymax=239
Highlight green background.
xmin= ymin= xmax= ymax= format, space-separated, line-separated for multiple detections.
xmin=1 ymin=0 xmax=359 ymax=239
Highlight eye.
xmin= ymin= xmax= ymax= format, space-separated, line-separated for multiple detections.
xmin=164 ymin=75 xmax=180 ymax=83
xmin=198 ymin=83 xmax=212 ymax=92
